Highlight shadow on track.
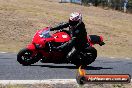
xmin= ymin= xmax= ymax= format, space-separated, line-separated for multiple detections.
xmin=30 ymin=64 xmax=113 ymax=70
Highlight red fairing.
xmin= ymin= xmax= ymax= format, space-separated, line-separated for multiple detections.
xmin=32 ymin=28 xmax=54 ymax=48
xmin=27 ymin=43 xmax=35 ymax=50
xmin=32 ymin=29 xmax=46 ymax=43
xmin=52 ymin=32 xmax=71 ymax=42
xmin=99 ymin=35 xmax=104 ymax=42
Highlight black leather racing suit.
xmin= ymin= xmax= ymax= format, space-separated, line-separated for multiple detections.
xmin=50 ymin=22 xmax=88 ymax=59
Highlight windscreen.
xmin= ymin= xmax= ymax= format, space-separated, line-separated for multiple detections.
xmin=39 ymin=29 xmax=51 ymax=38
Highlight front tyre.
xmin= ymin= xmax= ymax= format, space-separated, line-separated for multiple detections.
xmin=17 ymin=48 xmax=40 ymax=66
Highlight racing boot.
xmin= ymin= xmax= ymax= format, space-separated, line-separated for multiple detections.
xmin=66 ymin=47 xmax=77 ymax=62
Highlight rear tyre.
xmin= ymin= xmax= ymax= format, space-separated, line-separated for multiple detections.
xmin=17 ymin=48 xmax=40 ymax=66
xmin=83 ymin=47 xmax=97 ymax=64
xmin=75 ymin=47 xmax=97 ymax=68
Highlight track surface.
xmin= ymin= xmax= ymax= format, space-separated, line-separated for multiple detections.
xmin=0 ymin=53 xmax=132 ymax=80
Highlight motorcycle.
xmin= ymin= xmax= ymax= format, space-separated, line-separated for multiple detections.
xmin=17 ymin=27 xmax=105 ymax=67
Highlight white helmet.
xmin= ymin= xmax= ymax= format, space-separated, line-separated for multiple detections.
xmin=69 ymin=12 xmax=82 ymax=27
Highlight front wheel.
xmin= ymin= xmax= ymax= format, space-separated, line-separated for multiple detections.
xmin=17 ymin=48 xmax=40 ymax=66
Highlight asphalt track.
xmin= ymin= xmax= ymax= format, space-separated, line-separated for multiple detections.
xmin=0 ymin=52 xmax=132 ymax=80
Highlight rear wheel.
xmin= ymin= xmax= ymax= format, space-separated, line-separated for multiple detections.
xmin=74 ymin=47 xmax=97 ymax=68
xmin=17 ymin=48 xmax=40 ymax=66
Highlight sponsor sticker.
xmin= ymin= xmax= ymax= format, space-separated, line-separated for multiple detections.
xmin=62 ymin=35 xmax=68 ymax=38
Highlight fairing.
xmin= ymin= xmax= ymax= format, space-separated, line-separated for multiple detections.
xmin=52 ymin=32 xmax=71 ymax=42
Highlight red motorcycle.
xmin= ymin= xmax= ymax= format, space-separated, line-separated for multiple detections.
xmin=17 ymin=27 xmax=105 ymax=67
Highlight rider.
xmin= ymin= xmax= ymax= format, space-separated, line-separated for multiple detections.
xmin=50 ymin=12 xmax=89 ymax=60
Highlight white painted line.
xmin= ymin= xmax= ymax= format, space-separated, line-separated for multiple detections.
xmin=0 ymin=79 xmax=76 ymax=85
xmin=0 ymin=79 xmax=131 ymax=84
xmin=0 ymin=52 xmax=7 ymax=54
xmin=125 ymin=57 xmax=131 ymax=60
xmin=110 ymin=57 xmax=115 ymax=59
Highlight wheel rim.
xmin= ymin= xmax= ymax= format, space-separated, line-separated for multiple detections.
xmin=80 ymin=52 xmax=94 ymax=59
xmin=85 ymin=52 xmax=95 ymax=62
xmin=21 ymin=51 xmax=32 ymax=61
xmin=79 ymin=52 xmax=95 ymax=64
xmin=86 ymin=52 xmax=94 ymax=58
